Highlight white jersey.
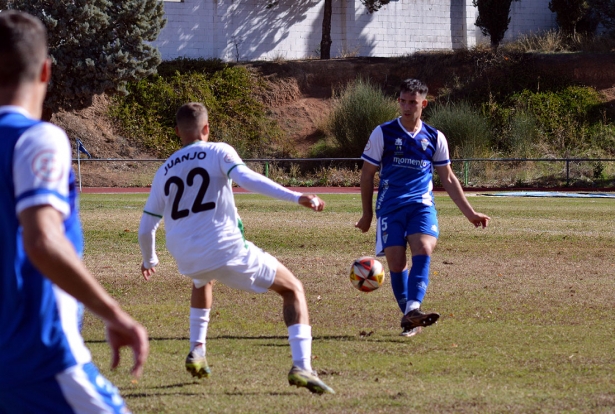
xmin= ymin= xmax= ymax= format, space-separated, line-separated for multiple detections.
xmin=143 ymin=142 xmax=248 ymax=275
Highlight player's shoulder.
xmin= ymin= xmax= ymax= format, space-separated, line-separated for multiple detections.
xmin=17 ymin=121 xmax=69 ymax=151
xmin=420 ymin=121 xmax=441 ymax=139
xmin=205 ymin=141 xmax=235 ymax=153
xmin=379 ymin=118 xmax=406 ymax=136
xmin=27 ymin=120 xmax=67 ymax=138
xmin=380 ymin=118 xmax=400 ymax=129
xmin=204 ymin=141 xmax=242 ymax=163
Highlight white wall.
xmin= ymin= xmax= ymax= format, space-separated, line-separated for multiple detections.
xmin=153 ymin=0 xmax=556 ymax=61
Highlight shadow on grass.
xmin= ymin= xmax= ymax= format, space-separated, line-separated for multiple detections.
xmin=87 ymin=333 xmax=421 ymax=344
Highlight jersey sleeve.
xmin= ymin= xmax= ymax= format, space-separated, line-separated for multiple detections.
xmin=140 ymin=168 xmax=165 ymax=269
xmin=138 ymin=213 xmax=161 ymax=269
xmin=143 ymin=168 xmax=166 ymax=218
xmin=13 ymin=123 xmax=72 ymax=219
xmin=361 ymin=126 xmax=384 ymax=166
xmin=433 ymin=130 xmax=451 ymax=167
xmin=230 ymin=164 xmax=302 ymax=203
xmin=217 ymin=143 xmax=245 ymax=177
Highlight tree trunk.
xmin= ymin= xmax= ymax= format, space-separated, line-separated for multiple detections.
xmin=320 ymin=0 xmax=332 ymax=59
xmin=490 ymin=38 xmax=499 ymax=53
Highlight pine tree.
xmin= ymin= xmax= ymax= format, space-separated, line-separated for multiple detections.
xmin=549 ymin=0 xmax=590 ymax=35
xmin=472 ymin=0 xmax=520 ymax=52
xmin=0 ymin=0 xmax=166 ymax=115
xmin=591 ymin=0 xmax=615 ymax=35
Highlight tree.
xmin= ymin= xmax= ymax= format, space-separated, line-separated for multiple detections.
xmin=548 ymin=0 xmax=590 ymax=35
xmin=472 ymin=0 xmax=520 ymax=51
xmin=320 ymin=0 xmax=390 ymax=60
xmin=0 ymin=0 xmax=166 ymax=116
xmin=591 ymin=0 xmax=615 ymax=34
xmin=321 ymin=0 xmax=332 ymax=59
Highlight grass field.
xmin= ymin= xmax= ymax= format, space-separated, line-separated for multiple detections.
xmin=79 ymin=193 xmax=615 ymax=413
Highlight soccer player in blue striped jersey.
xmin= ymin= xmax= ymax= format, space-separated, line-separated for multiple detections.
xmin=356 ymin=79 xmax=490 ymax=337
xmin=0 ymin=10 xmax=148 ymax=413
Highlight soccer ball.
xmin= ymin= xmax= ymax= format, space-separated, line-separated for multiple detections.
xmin=349 ymin=256 xmax=385 ymax=292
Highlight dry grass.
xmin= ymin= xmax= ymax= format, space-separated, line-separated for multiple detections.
xmin=79 ymin=193 xmax=615 ymax=413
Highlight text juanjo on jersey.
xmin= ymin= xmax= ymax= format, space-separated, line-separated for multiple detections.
xmin=164 ymin=151 xmax=207 ymax=176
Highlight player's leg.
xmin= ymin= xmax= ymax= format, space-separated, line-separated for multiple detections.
xmin=377 ymin=212 xmax=411 ymax=315
xmin=268 ymin=263 xmax=334 ymax=394
xmin=187 ymin=243 xmax=334 ymax=394
xmin=185 ymin=280 xmax=214 ymax=378
xmin=405 ymin=233 xmax=437 ymax=311
xmin=400 ymin=205 xmax=440 ymax=330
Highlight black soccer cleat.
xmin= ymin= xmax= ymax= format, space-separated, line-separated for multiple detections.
xmin=400 ymin=308 xmax=440 ymax=330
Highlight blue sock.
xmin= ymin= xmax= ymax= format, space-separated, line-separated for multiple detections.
xmin=407 ymin=255 xmax=431 ymax=303
xmin=390 ymin=269 xmax=409 ymax=313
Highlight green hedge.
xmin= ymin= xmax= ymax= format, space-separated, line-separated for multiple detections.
xmin=110 ymin=59 xmax=282 ymax=158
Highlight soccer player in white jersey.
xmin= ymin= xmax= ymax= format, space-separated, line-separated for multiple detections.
xmin=138 ymin=102 xmax=335 ymax=394
xmin=0 ymin=10 xmax=149 ymax=413
xmin=355 ymin=79 xmax=490 ymax=337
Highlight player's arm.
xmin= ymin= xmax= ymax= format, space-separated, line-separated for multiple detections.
xmin=355 ymin=161 xmax=378 ymax=233
xmin=435 ymin=164 xmax=490 ymax=228
xmin=229 ymin=165 xmax=324 ymax=211
xmin=19 ymin=205 xmax=149 ymax=377
xmin=138 ymin=212 xmax=161 ymax=280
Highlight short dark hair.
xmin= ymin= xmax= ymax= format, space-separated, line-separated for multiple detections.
xmin=399 ymin=79 xmax=428 ymax=97
xmin=176 ymin=102 xmax=209 ymax=131
xmin=0 ymin=10 xmax=48 ymax=87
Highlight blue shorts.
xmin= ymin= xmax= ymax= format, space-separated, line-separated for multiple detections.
xmin=375 ymin=204 xmax=439 ymax=256
xmin=0 ymin=362 xmax=130 ymax=414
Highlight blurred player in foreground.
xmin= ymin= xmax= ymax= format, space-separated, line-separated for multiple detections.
xmin=138 ymin=102 xmax=334 ymax=394
xmin=0 ymin=10 xmax=148 ymax=413
xmin=356 ymin=78 xmax=490 ymax=337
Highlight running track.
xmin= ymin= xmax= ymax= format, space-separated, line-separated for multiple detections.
xmin=81 ymin=187 xmax=363 ymax=194
xmin=80 ymin=187 xmax=612 ymax=194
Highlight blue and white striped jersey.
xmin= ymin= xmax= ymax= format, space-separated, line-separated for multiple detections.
xmin=0 ymin=106 xmax=90 ymax=387
xmin=361 ymin=118 xmax=451 ymax=216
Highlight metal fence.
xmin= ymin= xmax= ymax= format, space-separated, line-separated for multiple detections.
xmin=71 ymin=157 xmax=615 ymax=189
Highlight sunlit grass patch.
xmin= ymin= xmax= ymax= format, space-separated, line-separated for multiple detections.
xmin=81 ymin=193 xmax=615 ymax=413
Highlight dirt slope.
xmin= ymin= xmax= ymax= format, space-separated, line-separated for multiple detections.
xmin=52 ymin=55 xmax=615 ymax=186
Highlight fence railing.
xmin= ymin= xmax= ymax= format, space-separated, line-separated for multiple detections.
xmin=71 ymin=157 xmax=615 ymax=189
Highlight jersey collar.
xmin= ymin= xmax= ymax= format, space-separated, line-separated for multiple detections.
xmin=397 ymin=118 xmax=423 ymax=137
xmin=0 ymin=105 xmax=33 ymax=118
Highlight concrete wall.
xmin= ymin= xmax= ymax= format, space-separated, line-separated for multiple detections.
xmin=153 ymin=0 xmax=557 ymax=61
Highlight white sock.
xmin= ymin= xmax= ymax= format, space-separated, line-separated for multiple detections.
xmin=405 ymin=301 xmax=421 ymax=314
xmin=288 ymin=324 xmax=312 ymax=372
xmin=190 ymin=307 xmax=210 ymax=354
xmin=191 ymin=343 xmax=205 ymax=357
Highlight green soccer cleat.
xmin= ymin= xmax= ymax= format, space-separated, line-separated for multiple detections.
xmin=288 ymin=366 xmax=335 ymax=395
xmin=185 ymin=350 xmax=211 ymax=379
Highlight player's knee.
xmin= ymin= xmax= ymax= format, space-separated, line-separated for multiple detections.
xmin=281 ymin=275 xmax=305 ymax=297
xmin=270 ymin=265 xmax=304 ymax=297
xmin=290 ymin=277 xmax=305 ymax=297
xmin=416 ymin=245 xmax=434 ymax=256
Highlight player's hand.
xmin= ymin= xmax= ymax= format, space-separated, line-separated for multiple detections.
xmin=105 ymin=312 xmax=149 ymax=378
xmin=299 ymin=195 xmax=325 ymax=211
xmin=141 ymin=263 xmax=156 ymax=281
xmin=355 ymin=214 xmax=372 ymax=233
xmin=468 ymin=212 xmax=490 ymax=228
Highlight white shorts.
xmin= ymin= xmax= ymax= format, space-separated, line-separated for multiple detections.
xmin=186 ymin=241 xmax=278 ymax=293
xmin=0 ymin=362 xmax=129 ymax=414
